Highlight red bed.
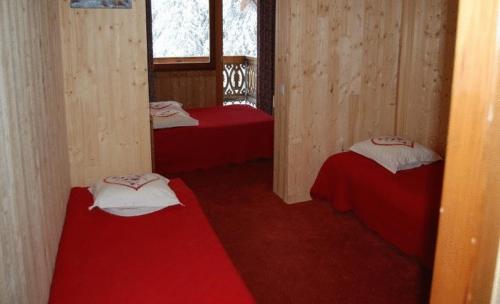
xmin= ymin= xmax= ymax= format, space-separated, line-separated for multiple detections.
xmin=310 ymin=151 xmax=444 ymax=267
xmin=49 ymin=179 xmax=255 ymax=304
xmin=153 ymin=105 xmax=273 ymax=174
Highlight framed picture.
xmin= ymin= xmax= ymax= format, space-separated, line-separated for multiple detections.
xmin=70 ymin=0 xmax=132 ymax=9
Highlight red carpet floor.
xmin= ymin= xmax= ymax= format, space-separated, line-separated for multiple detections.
xmin=175 ymin=160 xmax=431 ymax=304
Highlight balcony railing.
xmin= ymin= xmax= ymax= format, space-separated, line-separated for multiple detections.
xmin=223 ymin=56 xmax=257 ymax=107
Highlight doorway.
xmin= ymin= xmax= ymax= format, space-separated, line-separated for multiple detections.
xmin=222 ymin=0 xmax=258 ymax=108
xmin=146 ymin=0 xmax=275 ymax=114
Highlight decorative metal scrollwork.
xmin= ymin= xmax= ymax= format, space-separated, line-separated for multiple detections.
xmin=223 ymin=56 xmax=257 ymax=108
xmin=223 ymin=63 xmax=248 ymax=97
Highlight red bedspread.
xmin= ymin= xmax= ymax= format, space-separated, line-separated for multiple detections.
xmin=154 ymin=105 xmax=273 ymax=174
xmin=49 ymin=179 xmax=255 ymax=304
xmin=310 ymin=152 xmax=444 ymax=267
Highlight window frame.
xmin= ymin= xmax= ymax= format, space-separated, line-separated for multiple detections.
xmin=152 ymin=0 xmax=216 ymax=72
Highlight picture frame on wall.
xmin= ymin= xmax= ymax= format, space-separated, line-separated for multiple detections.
xmin=70 ymin=0 xmax=132 ymax=9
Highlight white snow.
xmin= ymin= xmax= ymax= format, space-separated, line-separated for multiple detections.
xmin=152 ymin=0 xmax=256 ymax=58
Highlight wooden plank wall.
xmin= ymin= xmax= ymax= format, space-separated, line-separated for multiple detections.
xmin=59 ymin=0 xmax=152 ymax=186
xmin=397 ymin=0 xmax=458 ymax=155
xmin=274 ymin=0 xmax=457 ymax=203
xmin=494 ymin=266 xmax=500 ymax=304
xmin=154 ymin=70 xmax=218 ymax=108
xmin=0 ymin=1 xmax=71 ymax=303
xmin=430 ymin=0 xmax=500 ymax=302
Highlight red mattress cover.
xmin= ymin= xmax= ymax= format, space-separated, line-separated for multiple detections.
xmin=49 ymin=179 xmax=255 ymax=304
xmin=310 ymin=152 xmax=444 ymax=267
xmin=154 ymin=105 xmax=273 ymax=174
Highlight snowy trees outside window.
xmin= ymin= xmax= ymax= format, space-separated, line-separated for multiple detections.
xmin=152 ymin=0 xmax=257 ymax=59
xmin=223 ymin=0 xmax=257 ymax=57
xmin=152 ymin=0 xmax=210 ymax=58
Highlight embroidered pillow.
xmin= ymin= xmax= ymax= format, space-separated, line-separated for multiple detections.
xmin=89 ymin=173 xmax=182 ymax=216
xmin=151 ymin=107 xmax=199 ymax=129
xmin=350 ymin=136 xmax=442 ymax=173
xmin=149 ymin=101 xmax=183 ymax=116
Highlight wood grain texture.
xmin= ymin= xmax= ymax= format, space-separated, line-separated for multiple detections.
xmin=274 ymin=0 xmax=456 ymax=203
xmin=397 ymin=0 xmax=458 ymax=155
xmin=493 ymin=255 xmax=500 ymax=303
xmin=273 ymin=0 xmax=291 ymax=200
xmin=154 ymin=70 xmax=218 ymax=108
xmin=59 ymin=0 xmax=152 ymax=186
xmin=274 ymin=0 xmax=403 ymax=202
xmin=0 ymin=1 xmax=71 ymax=303
xmin=430 ymin=0 xmax=500 ymax=302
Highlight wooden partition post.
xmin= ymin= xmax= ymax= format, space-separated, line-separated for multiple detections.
xmin=430 ymin=0 xmax=500 ymax=302
xmin=59 ymin=0 xmax=152 ymax=186
xmin=0 ymin=1 xmax=71 ymax=302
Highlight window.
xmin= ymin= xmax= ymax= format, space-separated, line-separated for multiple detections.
xmin=152 ymin=0 xmax=215 ymax=70
xmin=223 ymin=0 xmax=257 ymax=57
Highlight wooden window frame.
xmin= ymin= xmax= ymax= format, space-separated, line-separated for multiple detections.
xmin=153 ymin=0 xmax=216 ymax=72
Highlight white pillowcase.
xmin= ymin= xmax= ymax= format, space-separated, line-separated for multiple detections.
xmin=151 ymin=108 xmax=199 ymax=129
xmin=350 ymin=136 xmax=442 ymax=174
xmin=89 ymin=173 xmax=182 ymax=217
xmin=150 ymin=101 xmax=199 ymax=129
xmin=150 ymin=101 xmax=183 ymax=115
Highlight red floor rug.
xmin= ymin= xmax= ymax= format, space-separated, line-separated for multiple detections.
xmin=175 ymin=160 xmax=431 ymax=304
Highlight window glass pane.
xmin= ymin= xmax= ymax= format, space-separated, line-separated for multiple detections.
xmin=223 ymin=0 xmax=257 ymax=57
xmin=152 ymin=0 xmax=210 ymax=58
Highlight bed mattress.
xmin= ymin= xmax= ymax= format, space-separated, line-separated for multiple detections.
xmin=310 ymin=151 xmax=444 ymax=267
xmin=49 ymin=179 xmax=255 ymax=303
xmin=153 ymin=105 xmax=273 ymax=174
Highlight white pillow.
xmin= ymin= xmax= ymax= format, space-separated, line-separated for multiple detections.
xmin=149 ymin=101 xmax=183 ymax=116
xmin=350 ymin=136 xmax=442 ymax=174
xmin=89 ymin=173 xmax=182 ymax=217
xmin=151 ymin=107 xmax=199 ymax=129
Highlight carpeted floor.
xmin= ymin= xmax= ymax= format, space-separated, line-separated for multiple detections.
xmin=175 ymin=160 xmax=431 ymax=304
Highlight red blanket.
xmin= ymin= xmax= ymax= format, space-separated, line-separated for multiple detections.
xmin=50 ymin=179 xmax=255 ymax=304
xmin=310 ymin=152 xmax=444 ymax=267
xmin=154 ymin=105 xmax=273 ymax=174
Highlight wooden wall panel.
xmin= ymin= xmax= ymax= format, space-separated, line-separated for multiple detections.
xmin=275 ymin=0 xmax=456 ymax=203
xmin=274 ymin=0 xmax=402 ymax=203
xmin=154 ymin=70 xmax=218 ymax=108
xmin=273 ymin=0 xmax=290 ymax=199
xmin=0 ymin=1 xmax=71 ymax=303
xmin=59 ymin=0 xmax=152 ymax=186
xmin=430 ymin=0 xmax=500 ymax=302
xmin=493 ymin=256 xmax=500 ymax=303
xmin=397 ymin=0 xmax=458 ymax=155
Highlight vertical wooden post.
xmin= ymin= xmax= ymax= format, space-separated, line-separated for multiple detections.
xmin=430 ymin=0 xmax=500 ymax=302
xmin=215 ymin=0 xmax=224 ymax=106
